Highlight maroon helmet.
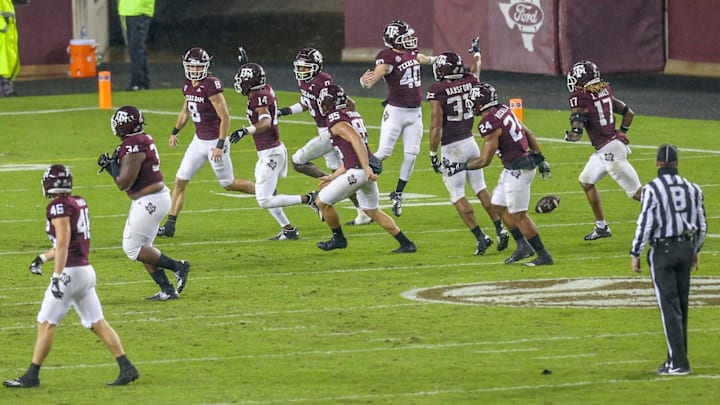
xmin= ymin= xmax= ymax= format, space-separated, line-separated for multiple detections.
xmin=566 ymin=60 xmax=600 ymax=92
xmin=42 ymin=164 xmax=73 ymax=198
xmin=433 ymin=52 xmax=464 ymax=81
xmin=382 ymin=20 xmax=417 ymax=50
xmin=234 ymin=63 xmax=267 ymax=96
xmin=467 ymin=82 xmax=499 ymax=115
xmin=293 ymin=48 xmax=324 ymax=81
xmin=111 ymin=105 xmax=145 ymax=137
xmin=317 ymin=84 xmax=348 ymax=116
xmin=183 ymin=47 xmax=212 ymax=81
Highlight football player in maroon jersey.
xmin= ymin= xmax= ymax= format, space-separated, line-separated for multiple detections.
xmin=157 ymin=47 xmax=255 ymax=238
xmin=444 ymin=83 xmax=554 ymax=266
xmin=426 ymin=47 xmax=510 ymax=256
xmin=98 ymin=106 xmax=190 ymax=300
xmin=4 ymin=165 xmax=139 ymax=388
xmin=359 ymin=20 xmax=437 ymax=217
xmin=278 ymin=47 xmax=373 ymax=227
xmin=312 ymin=84 xmax=416 ymax=253
xmin=565 ymin=60 xmax=642 ymax=241
xmin=230 ymin=62 xmax=319 ymax=240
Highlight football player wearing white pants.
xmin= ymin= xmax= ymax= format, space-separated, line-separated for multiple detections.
xmin=4 ymin=165 xmax=139 ymax=388
xmin=360 ymin=20 xmax=436 ymax=217
xmin=99 ymin=106 xmax=191 ymax=301
xmin=445 ymin=82 xmax=554 ymax=266
xmin=313 ymin=83 xmax=417 ymax=253
xmin=278 ymin=47 xmax=372 ymax=226
xmin=158 ymin=47 xmax=255 ymax=238
xmin=231 ymin=62 xmax=319 ymax=240
xmin=565 ymin=59 xmax=641 ymax=241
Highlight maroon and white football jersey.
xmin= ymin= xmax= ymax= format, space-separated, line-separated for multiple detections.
xmin=375 ymin=48 xmax=423 ymax=108
xmin=426 ymin=73 xmax=479 ymax=145
xmin=45 ymin=196 xmax=90 ymax=267
xmin=568 ymin=84 xmax=620 ymax=150
xmin=183 ymin=76 xmax=224 ymax=140
xmin=477 ymin=105 xmax=530 ymax=168
xmin=118 ymin=133 xmax=163 ymax=196
xmin=298 ymin=71 xmax=334 ymax=128
xmin=327 ymin=108 xmax=372 ymax=170
xmin=246 ymin=84 xmax=281 ymax=151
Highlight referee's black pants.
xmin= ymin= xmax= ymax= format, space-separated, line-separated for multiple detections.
xmin=648 ymin=240 xmax=694 ymax=369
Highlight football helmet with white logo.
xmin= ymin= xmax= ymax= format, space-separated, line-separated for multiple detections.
xmin=382 ymin=20 xmax=417 ymax=50
xmin=183 ymin=47 xmax=212 ymax=81
xmin=111 ymin=105 xmax=145 ymax=137
xmin=467 ymin=82 xmax=499 ymax=115
xmin=433 ymin=52 xmax=464 ymax=81
xmin=234 ymin=63 xmax=267 ymax=96
xmin=293 ymin=48 xmax=324 ymax=81
xmin=42 ymin=164 xmax=73 ymax=198
xmin=566 ymin=60 xmax=600 ymax=92
xmin=317 ymin=84 xmax=348 ymax=116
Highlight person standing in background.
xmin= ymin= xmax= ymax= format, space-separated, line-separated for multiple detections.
xmin=630 ymin=144 xmax=707 ymax=376
xmin=0 ymin=0 xmax=19 ymax=96
xmin=118 ymin=0 xmax=154 ymax=91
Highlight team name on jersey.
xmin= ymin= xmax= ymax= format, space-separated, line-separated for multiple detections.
xmin=590 ymin=88 xmax=610 ymax=100
xmin=300 ymin=88 xmax=316 ymax=101
xmin=397 ymin=59 xmax=419 ymax=70
xmin=346 ymin=110 xmax=362 ymax=118
xmin=494 ymin=105 xmax=509 ymax=118
xmin=185 ymin=94 xmax=206 ymax=103
xmin=445 ymin=82 xmax=473 ymax=96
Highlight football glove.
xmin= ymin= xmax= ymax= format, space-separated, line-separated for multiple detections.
xmin=564 ymin=130 xmax=582 ymax=142
xmin=229 ymin=127 xmax=250 ymax=143
xmin=29 ymin=255 xmax=44 ymax=275
xmin=443 ymin=157 xmax=467 ymax=177
xmin=50 ymin=275 xmax=64 ymax=299
xmin=430 ymin=153 xmax=441 ymax=174
xmin=539 ymin=161 xmax=552 ymax=180
xmin=238 ymin=46 xmax=249 ymax=65
xmin=277 ymin=107 xmax=292 ymax=116
xmin=97 ymin=152 xmax=111 ymax=173
xmin=468 ymin=36 xmax=481 ymax=54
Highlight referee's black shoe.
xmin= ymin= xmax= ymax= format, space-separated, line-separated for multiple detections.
xmin=657 ymin=362 xmax=691 ymax=376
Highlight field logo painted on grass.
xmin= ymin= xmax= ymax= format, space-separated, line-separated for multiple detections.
xmin=402 ymin=277 xmax=720 ymax=308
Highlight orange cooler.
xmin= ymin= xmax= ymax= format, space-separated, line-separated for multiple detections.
xmin=68 ymin=39 xmax=97 ymax=78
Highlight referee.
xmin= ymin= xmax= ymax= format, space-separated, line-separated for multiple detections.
xmin=630 ymin=144 xmax=707 ymax=376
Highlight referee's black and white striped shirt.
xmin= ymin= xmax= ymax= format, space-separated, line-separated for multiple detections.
xmin=630 ymin=168 xmax=707 ymax=257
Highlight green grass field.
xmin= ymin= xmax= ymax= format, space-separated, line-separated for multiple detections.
xmin=1 ymin=88 xmax=719 ymax=404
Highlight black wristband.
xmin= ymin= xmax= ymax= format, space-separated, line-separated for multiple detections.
xmin=171 ymin=127 xmax=180 ymax=135
xmin=216 ymin=138 xmax=225 ymax=149
xmin=279 ymin=107 xmax=291 ymax=116
xmin=620 ymin=125 xmax=630 ymax=133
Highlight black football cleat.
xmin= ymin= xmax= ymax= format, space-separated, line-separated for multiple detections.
xmin=504 ymin=243 xmax=535 ymax=264
xmin=317 ymin=237 xmax=348 ymax=251
xmin=392 ymin=243 xmax=417 ymax=253
xmin=496 ymin=229 xmax=510 ymax=251
xmin=584 ymin=225 xmax=612 ymax=241
xmin=474 ymin=235 xmax=493 ymax=256
xmin=145 ymin=290 xmax=179 ymax=301
xmin=174 ymin=260 xmax=191 ymax=294
xmin=108 ymin=366 xmax=139 ymax=386
xmin=523 ymin=252 xmax=554 ymax=266
xmin=3 ymin=376 xmax=39 ymax=388
xmin=389 ymin=191 xmax=403 ymax=217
